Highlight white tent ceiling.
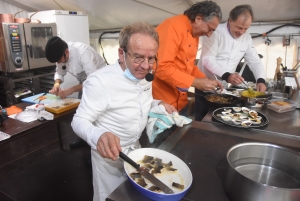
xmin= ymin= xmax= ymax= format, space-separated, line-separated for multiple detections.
xmin=3 ymin=0 xmax=300 ymax=30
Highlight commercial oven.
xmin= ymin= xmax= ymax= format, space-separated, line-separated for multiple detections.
xmin=0 ymin=22 xmax=57 ymax=73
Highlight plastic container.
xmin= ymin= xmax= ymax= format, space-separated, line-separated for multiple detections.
xmin=267 ymin=99 xmax=297 ymax=113
xmin=270 ymin=92 xmax=288 ymax=99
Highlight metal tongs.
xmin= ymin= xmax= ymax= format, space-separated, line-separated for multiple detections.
xmin=242 ymin=81 xmax=255 ymax=95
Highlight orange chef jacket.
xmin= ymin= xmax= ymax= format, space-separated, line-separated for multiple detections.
xmin=153 ymin=15 xmax=206 ymax=111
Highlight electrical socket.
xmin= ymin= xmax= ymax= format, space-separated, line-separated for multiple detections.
xmin=283 ymin=35 xmax=290 ymax=46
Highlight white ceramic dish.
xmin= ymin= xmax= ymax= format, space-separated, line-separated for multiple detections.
xmin=124 ymin=148 xmax=193 ymax=201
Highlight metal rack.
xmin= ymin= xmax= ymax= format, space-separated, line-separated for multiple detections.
xmin=0 ymin=66 xmax=55 ymax=107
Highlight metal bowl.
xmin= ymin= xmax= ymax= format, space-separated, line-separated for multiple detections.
xmin=225 ymin=142 xmax=300 ymax=201
xmin=124 ymin=148 xmax=192 ymax=201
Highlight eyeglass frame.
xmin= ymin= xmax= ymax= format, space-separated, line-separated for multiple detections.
xmin=205 ymin=20 xmax=215 ymax=33
xmin=125 ymin=51 xmax=157 ymax=64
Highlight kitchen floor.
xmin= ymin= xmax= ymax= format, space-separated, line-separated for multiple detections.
xmin=0 ymin=117 xmax=94 ymax=201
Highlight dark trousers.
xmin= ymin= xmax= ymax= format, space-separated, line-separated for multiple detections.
xmin=194 ymin=89 xmax=214 ymax=121
xmin=179 ymin=104 xmax=189 ymax=117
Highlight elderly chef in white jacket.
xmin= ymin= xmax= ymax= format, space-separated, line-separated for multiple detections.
xmin=195 ymin=4 xmax=267 ymax=121
xmin=71 ymin=22 xmax=176 ymax=201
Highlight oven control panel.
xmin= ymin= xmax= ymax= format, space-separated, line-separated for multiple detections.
xmin=8 ymin=24 xmax=23 ymax=67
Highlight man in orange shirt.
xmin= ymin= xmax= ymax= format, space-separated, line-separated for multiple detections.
xmin=153 ymin=1 xmax=223 ymax=116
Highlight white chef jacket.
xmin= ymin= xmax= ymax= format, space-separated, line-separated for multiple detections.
xmin=72 ymin=60 xmax=160 ymax=149
xmin=198 ymin=22 xmax=265 ymax=81
xmin=71 ymin=60 xmax=161 ymax=201
xmin=54 ymin=41 xmax=106 ymax=83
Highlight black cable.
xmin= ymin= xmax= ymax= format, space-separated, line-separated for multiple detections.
xmin=98 ymin=31 xmax=120 ymax=65
xmin=251 ymin=23 xmax=300 ymax=38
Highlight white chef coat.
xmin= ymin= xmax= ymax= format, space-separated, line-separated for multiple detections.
xmin=198 ymin=22 xmax=265 ymax=81
xmin=71 ymin=60 xmax=161 ymax=201
xmin=54 ymin=41 xmax=106 ymax=83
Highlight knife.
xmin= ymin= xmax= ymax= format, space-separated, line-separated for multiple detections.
xmin=119 ymin=151 xmax=174 ymax=194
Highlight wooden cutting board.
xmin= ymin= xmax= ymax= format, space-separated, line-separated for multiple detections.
xmin=45 ymin=98 xmax=80 ymax=114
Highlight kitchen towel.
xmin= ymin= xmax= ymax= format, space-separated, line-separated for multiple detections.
xmin=146 ymin=105 xmax=192 ymax=143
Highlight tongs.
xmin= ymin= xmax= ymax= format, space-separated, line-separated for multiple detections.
xmin=242 ymin=81 xmax=255 ymax=95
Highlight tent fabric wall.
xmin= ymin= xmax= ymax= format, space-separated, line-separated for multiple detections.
xmin=0 ymin=1 xmax=28 ymax=18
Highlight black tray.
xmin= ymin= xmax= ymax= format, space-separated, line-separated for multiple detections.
xmin=212 ymin=107 xmax=269 ymax=128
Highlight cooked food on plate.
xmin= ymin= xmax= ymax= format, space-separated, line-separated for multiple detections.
xmin=129 ymin=155 xmax=185 ymax=193
xmin=206 ymin=95 xmax=236 ymax=104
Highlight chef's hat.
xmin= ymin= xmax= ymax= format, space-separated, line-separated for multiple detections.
xmin=45 ymin=36 xmax=68 ymax=63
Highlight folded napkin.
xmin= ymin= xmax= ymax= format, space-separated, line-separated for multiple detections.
xmin=146 ymin=105 xmax=192 ymax=143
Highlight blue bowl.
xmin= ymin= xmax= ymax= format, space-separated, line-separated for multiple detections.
xmin=124 ymin=148 xmax=193 ymax=201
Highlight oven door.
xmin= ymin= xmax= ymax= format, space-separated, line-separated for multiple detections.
xmin=23 ymin=23 xmax=57 ymax=69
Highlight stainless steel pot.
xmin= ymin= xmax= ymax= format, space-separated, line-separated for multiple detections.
xmin=225 ymin=142 xmax=300 ymax=201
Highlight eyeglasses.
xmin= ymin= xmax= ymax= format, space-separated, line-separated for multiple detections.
xmin=126 ymin=52 xmax=157 ymax=64
xmin=206 ymin=21 xmax=215 ymax=33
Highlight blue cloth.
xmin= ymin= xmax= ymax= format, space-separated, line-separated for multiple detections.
xmin=146 ymin=105 xmax=192 ymax=143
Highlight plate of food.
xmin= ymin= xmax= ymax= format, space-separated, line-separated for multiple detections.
xmin=212 ymin=107 xmax=269 ymax=128
xmin=124 ymin=148 xmax=192 ymax=201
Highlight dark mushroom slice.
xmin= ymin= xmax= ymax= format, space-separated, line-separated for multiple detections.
xmin=166 ymin=166 xmax=177 ymax=171
xmin=142 ymin=155 xmax=154 ymax=163
xmin=148 ymin=185 xmax=162 ymax=192
xmin=163 ymin=161 xmax=173 ymax=167
xmin=172 ymin=182 xmax=184 ymax=190
xmin=150 ymin=157 xmax=163 ymax=166
xmin=150 ymin=163 xmax=164 ymax=174
xmin=136 ymin=178 xmax=147 ymax=187
xmin=130 ymin=172 xmax=141 ymax=180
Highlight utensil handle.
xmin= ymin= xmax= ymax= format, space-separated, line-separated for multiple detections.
xmin=239 ymin=62 xmax=247 ymax=76
xmin=119 ymin=151 xmax=140 ymax=170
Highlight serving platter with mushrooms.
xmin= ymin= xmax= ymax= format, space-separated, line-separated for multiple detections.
xmin=212 ymin=107 xmax=269 ymax=128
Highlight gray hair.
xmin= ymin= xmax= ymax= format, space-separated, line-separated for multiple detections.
xmin=184 ymin=1 xmax=222 ymax=22
xmin=119 ymin=22 xmax=159 ymax=52
xmin=229 ymin=5 xmax=254 ymax=22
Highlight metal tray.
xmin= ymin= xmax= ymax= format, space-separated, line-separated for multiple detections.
xmin=212 ymin=107 xmax=269 ymax=128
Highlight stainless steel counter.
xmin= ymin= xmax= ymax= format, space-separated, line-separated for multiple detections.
xmin=201 ymin=106 xmax=300 ymax=148
xmin=106 ymin=92 xmax=300 ymax=200
xmin=106 ymin=115 xmax=300 ymax=201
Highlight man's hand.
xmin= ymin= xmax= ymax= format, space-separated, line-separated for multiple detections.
xmin=57 ymin=88 xmax=73 ymax=99
xmin=57 ymin=84 xmax=82 ymax=99
xmin=192 ymin=77 xmax=223 ymax=91
xmin=256 ymin=83 xmax=267 ymax=92
xmin=97 ymin=132 xmax=122 ymax=161
xmin=228 ymin=73 xmax=244 ymax=85
xmin=49 ymin=85 xmax=60 ymax=96
xmin=159 ymin=101 xmax=177 ymax=114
